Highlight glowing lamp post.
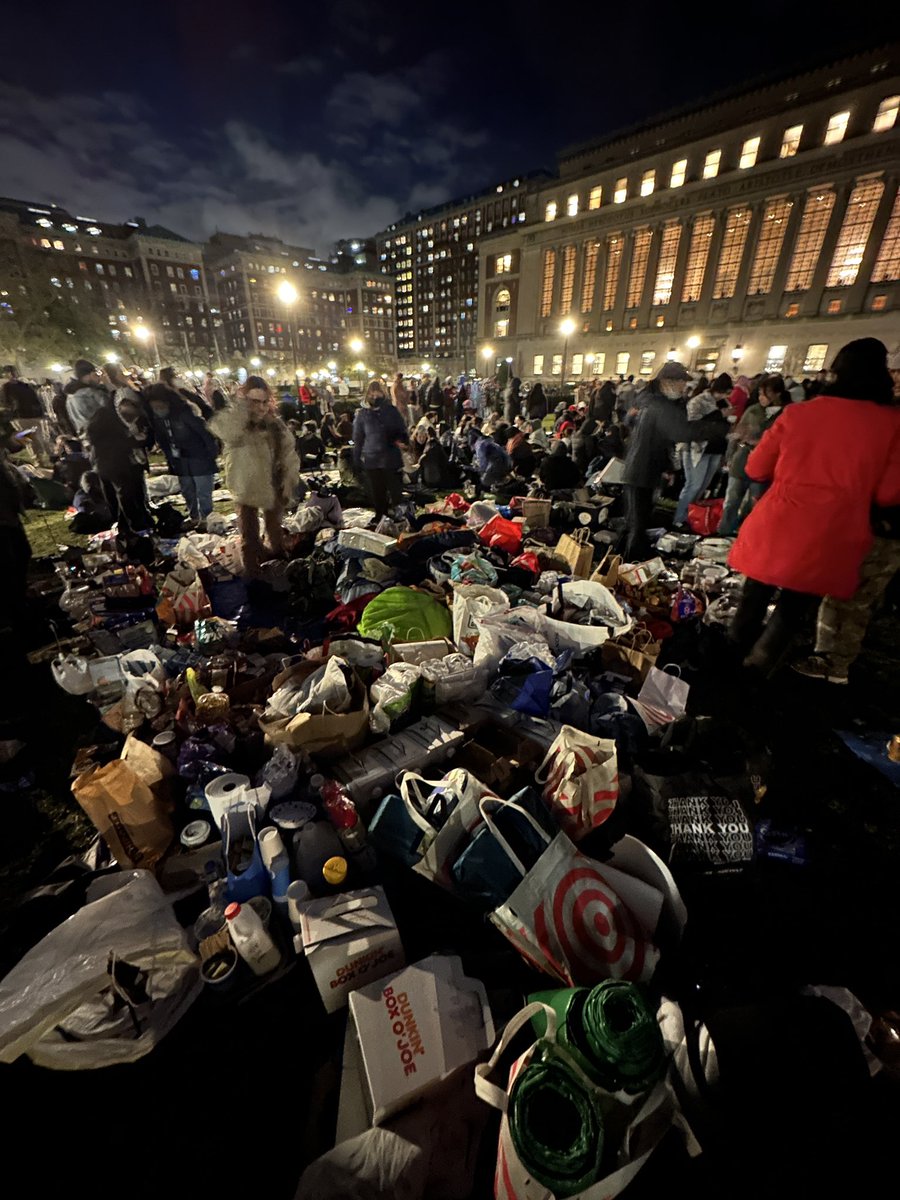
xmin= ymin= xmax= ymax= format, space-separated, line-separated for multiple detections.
xmin=559 ymin=318 xmax=576 ymax=385
xmin=276 ymin=280 xmax=299 ymax=376
xmin=131 ymin=322 xmax=159 ymax=368
xmin=480 ymin=345 xmax=494 ymax=378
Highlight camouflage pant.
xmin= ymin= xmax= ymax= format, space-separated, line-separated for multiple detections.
xmin=815 ymin=537 xmax=900 ymax=670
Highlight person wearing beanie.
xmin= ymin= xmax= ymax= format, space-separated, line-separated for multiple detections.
xmin=66 ymin=360 xmax=108 ymax=440
xmin=672 ymin=372 xmax=733 ymax=527
xmin=729 ymin=338 xmax=900 ymax=675
xmin=621 ymin=361 xmax=728 ymax=560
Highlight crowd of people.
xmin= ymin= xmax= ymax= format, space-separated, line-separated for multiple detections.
xmin=1 ymin=338 xmax=898 ymax=686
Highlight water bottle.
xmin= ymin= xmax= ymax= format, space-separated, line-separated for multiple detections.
xmin=258 ymin=827 xmax=291 ymax=918
xmin=323 ymin=785 xmax=378 ymax=877
xmin=293 ymin=821 xmax=348 ymax=894
xmin=224 ymin=901 xmax=282 ymax=976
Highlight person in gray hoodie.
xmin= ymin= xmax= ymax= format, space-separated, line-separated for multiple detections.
xmin=65 ymin=360 xmax=108 ymax=443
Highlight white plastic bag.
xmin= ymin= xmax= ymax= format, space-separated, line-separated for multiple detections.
xmin=472 ymin=606 xmax=547 ymax=675
xmin=451 ymin=583 xmax=510 ymax=656
xmin=51 ymin=653 xmax=93 ymax=696
xmin=284 ymin=505 xmax=325 ymax=534
xmin=370 ymin=661 xmax=421 ymax=733
xmin=262 ymin=744 xmax=302 ymax=800
xmin=419 ymin=653 xmax=486 ymax=705
xmin=0 ymin=871 xmax=200 ymax=1069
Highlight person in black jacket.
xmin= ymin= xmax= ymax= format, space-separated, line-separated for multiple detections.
xmin=526 ymin=382 xmax=547 ymax=421
xmin=295 ymin=420 xmax=326 ymax=470
xmin=87 ymin=391 xmax=154 ymax=539
xmin=589 ymin=380 xmax=616 ymax=426
xmin=160 ymin=367 xmax=213 ymax=420
xmin=538 ymin=440 xmax=582 ymax=491
xmin=621 ymin=361 xmax=727 ymax=560
xmin=352 ymin=380 xmax=409 ymax=518
xmin=146 ymin=384 xmax=219 ymax=521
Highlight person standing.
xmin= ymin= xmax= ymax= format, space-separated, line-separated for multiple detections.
xmin=672 ymin=372 xmax=732 ymax=528
xmin=66 ymin=360 xmax=110 ymax=443
xmin=729 ymin=339 xmax=900 ymax=675
xmin=503 ymin=376 xmax=521 ymax=424
xmin=526 ymin=381 xmax=547 ymax=422
xmin=719 ymin=376 xmax=789 ymax=536
xmin=390 ymin=372 xmax=410 ymax=425
xmin=145 ymin=384 xmax=219 ymax=523
xmin=621 ymin=362 xmax=727 ymax=561
xmin=210 ymin=376 xmax=298 ymax=574
xmin=86 ymin=387 xmax=155 ymax=544
xmin=159 ymin=367 xmax=212 ymax=420
xmin=352 ymin=379 xmax=409 ymax=519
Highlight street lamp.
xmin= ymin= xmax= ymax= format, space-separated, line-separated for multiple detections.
xmin=276 ymin=280 xmax=299 ymax=377
xmin=686 ymin=335 xmax=701 ymax=371
xmin=105 ymin=352 xmax=119 ymax=364
xmin=50 ymin=362 xmax=64 ymax=373
xmin=349 ymin=337 xmax=364 ymax=356
xmin=250 ymin=356 xmax=261 ymax=368
xmin=266 ymin=368 xmax=276 ymax=378
xmin=731 ymin=345 xmax=744 ymax=367
xmin=327 ymin=360 xmax=337 ymax=372
xmin=559 ymin=318 xmax=576 ymax=384
xmin=131 ymin=322 xmax=159 ymax=367
xmin=480 ymin=346 xmax=494 ymax=378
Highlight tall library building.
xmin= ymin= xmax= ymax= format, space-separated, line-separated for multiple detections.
xmin=478 ymin=46 xmax=900 ymax=383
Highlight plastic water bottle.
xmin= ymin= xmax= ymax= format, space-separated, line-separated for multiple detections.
xmin=323 ymin=785 xmax=378 ymax=877
xmin=224 ymin=901 xmax=282 ymax=976
xmin=293 ymin=821 xmax=347 ymax=894
xmin=258 ymin=827 xmax=291 ymax=918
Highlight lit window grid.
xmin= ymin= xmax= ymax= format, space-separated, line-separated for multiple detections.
xmin=766 ymin=345 xmax=788 ymax=371
xmin=614 ymin=179 xmax=627 ymax=204
xmin=640 ymin=170 xmax=655 ymax=197
xmin=803 ymin=344 xmax=829 ymax=371
xmin=567 ymin=194 xmax=579 ymax=217
xmin=780 ymin=125 xmax=803 ymax=157
xmin=540 ymin=248 xmax=556 ymax=317
xmin=602 ymin=235 xmax=623 ymax=309
xmin=670 ymin=159 xmax=687 ymax=188
xmin=551 ymin=354 xmax=563 ymax=375
xmin=652 ymin=222 xmax=681 ymax=305
xmin=785 ymin=191 xmax=837 ymax=290
xmin=824 ymin=111 xmax=850 ymax=145
xmin=747 ymin=197 xmax=793 ymax=294
xmin=702 ymin=150 xmax=721 ymax=179
xmin=739 ymin=136 xmax=760 ymax=169
xmin=873 ymin=96 xmax=899 ymax=133
xmin=533 ymin=354 xmax=544 ymax=375
xmin=591 ymin=353 xmax=605 ymax=375
xmin=625 ymin=229 xmax=653 ymax=308
xmin=495 ymin=253 xmax=512 ymax=275
xmin=871 ymin=191 xmax=900 ymax=281
xmin=559 ymin=245 xmax=577 ymax=313
xmin=581 ymin=241 xmax=600 ymax=312
xmin=545 ymin=201 xmax=558 ymax=222
xmin=615 ymin=352 xmax=629 ymax=375
xmin=681 ymin=214 xmax=715 ymax=302
xmin=589 ymin=186 xmax=603 ymax=210
xmin=826 ymin=178 xmax=885 ymax=286
xmin=571 ymin=353 xmax=584 ymax=376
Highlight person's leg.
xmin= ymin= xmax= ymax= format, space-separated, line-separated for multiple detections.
xmin=115 ymin=470 xmax=154 ymax=535
xmin=179 ymin=474 xmax=199 ymax=521
xmin=673 ymin=451 xmax=699 ymax=526
xmin=719 ymin=472 xmax=749 ymax=536
xmin=814 ymin=537 xmax=900 ymax=674
xmin=696 ymin=453 xmax=722 ymax=499
xmin=366 ymin=468 xmax=390 ymax=518
xmin=195 ymin=474 xmax=215 ymax=519
xmin=729 ymin=577 xmax=777 ymax=658
xmin=99 ymin=476 xmax=120 ymax=526
xmin=263 ymin=506 xmax=285 ymax=556
xmin=384 ymin=468 xmax=403 ymax=512
xmin=238 ymin=504 xmax=263 ymax=574
xmin=624 ymin=485 xmax=653 ymax=561
xmin=745 ymin=588 xmax=817 ymax=674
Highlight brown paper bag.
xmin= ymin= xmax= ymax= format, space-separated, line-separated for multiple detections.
xmin=120 ymin=733 xmax=175 ymax=809
xmin=554 ymin=529 xmax=594 ymax=578
xmin=591 ymin=550 xmax=622 ymax=590
xmin=600 ymin=629 xmax=662 ymax=685
xmin=72 ymin=759 xmax=173 ymax=869
xmin=258 ymin=664 xmax=370 ymax=758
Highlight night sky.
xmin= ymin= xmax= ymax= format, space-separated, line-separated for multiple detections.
xmin=0 ymin=1 xmax=864 ymax=253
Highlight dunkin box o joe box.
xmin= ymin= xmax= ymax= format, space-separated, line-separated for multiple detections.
xmin=298 ymin=887 xmax=404 ymax=1014
xmin=348 ymin=954 xmax=495 ymax=1124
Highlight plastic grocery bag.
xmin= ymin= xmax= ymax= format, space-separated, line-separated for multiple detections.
xmin=71 ymin=759 xmax=174 ymax=869
xmin=471 ymin=604 xmax=545 ymax=673
xmin=534 ymin=727 xmax=619 ymax=842
xmin=628 ymin=666 xmax=690 ymax=732
xmin=0 ymin=871 xmax=200 ymax=1069
xmin=451 ymin=582 xmax=510 ymax=655
xmin=51 ymin=652 xmax=93 ymax=695
xmin=370 ymin=661 xmax=421 ymax=733
xmin=357 ymin=586 xmax=452 ymax=644
xmin=419 ymin=653 xmax=486 ymax=706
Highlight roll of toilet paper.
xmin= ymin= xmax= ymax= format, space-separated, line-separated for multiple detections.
xmin=204 ymin=773 xmax=251 ymax=831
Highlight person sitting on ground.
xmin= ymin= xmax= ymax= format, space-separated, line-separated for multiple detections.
xmin=507 ymin=420 xmax=536 ymax=478
xmin=295 ymin=420 xmax=326 ymax=470
xmin=538 ymin=439 xmax=582 ymax=492
xmin=320 ymin=412 xmax=342 ymax=450
xmin=335 ymin=411 xmax=354 ymax=443
xmin=69 ymin=470 xmax=114 ymax=533
xmin=52 ymin=436 xmax=90 ymax=492
xmin=571 ymin=414 xmax=599 ymax=472
xmin=417 ymin=427 xmax=454 ymax=490
xmin=145 ymin=383 xmax=219 ymax=523
xmin=473 ymin=430 xmax=511 ymax=492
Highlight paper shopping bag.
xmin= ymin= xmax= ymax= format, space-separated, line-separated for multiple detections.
xmin=590 ymin=549 xmax=622 ymax=590
xmin=156 ymin=566 xmax=211 ymax=629
xmin=534 ymin=726 xmax=619 ymax=841
xmin=628 ymin=665 xmax=689 ymax=732
xmin=601 ymin=629 xmax=661 ymax=686
xmin=554 ymin=529 xmax=594 ymax=579
xmin=72 ymin=759 xmax=173 ymax=869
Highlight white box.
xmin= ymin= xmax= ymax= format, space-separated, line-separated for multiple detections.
xmin=298 ymin=887 xmax=404 ymax=1014
xmin=348 ymin=954 xmax=495 ymax=1124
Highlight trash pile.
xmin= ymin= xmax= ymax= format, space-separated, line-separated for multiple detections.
xmin=0 ymin=486 xmax=891 ymax=1199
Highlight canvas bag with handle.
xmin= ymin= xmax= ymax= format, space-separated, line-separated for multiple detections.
xmin=475 ymin=1001 xmax=673 ymax=1200
xmin=555 ymin=529 xmax=594 ymax=578
xmin=398 ymin=768 xmax=497 ymax=889
xmin=534 ymin=726 xmax=619 ymax=842
xmin=484 ymin=798 xmax=660 ymax=986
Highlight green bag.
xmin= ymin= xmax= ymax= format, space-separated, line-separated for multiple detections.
xmin=357 ymin=586 xmax=452 ymax=644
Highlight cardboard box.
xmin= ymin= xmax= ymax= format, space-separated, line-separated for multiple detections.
xmin=348 ymin=954 xmax=495 ymax=1124
xmin=298 ymin=887 xmax=404 ymax=1014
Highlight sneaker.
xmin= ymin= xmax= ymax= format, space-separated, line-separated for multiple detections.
xmin=791 ymin=654 xmax=849 ymax=685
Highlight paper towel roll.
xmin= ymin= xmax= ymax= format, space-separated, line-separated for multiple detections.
xmin=205 ymin=773 xmax=251 ymax=831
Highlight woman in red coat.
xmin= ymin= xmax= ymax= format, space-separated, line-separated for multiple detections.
xmin=729 ymin=339 xmax=900 ymax=674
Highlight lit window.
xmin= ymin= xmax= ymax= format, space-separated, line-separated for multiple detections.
xmin=495 ymin=252 xmax=512 ymax=275
xmin=495 ymin=288 xmax=511 ymax=312
xmin=785 ymin=190 xmax=837 ymax=290
xmin=748 ymin=197 xmax=794 ymax=294
xmin=656 ymin=315 xmax=665 ymax=327
xmin=827 ymin=177 xmax=884 ymax=286
xmin=780 ymin=124 xmax=803 ymax=157
xmin=824 ymin=111 xmax=850 ymax=145
xmin=560 ymin=245 xmax=577 ymax=312
xmin=871 ymin=294 xmax=888 ymax=311
xmin=640 ymin=170 xmax=655 ymax=197
xmin=640 ymin=351 xmax=656 ymax=376
xmin=591 ymin=353 xmax=605 ymax=375
xmin=826 ymin=298 xmax=842 ymax=314
xmin=702 ymin=149 xmax=721 ymax=179
xmin=670 ymin=159 xmax=687 ymax=188
xmin=739 ymin=136 xmax=761 ymax=169
xmin=614 ymin=178 xmax=627 ymax=204
xmin=615 ymin=352 xmax=630 ymax=375
xmin=52 ymin=239 xmax=64 ymax=250
xmin=540 ymin=248 xmax=556 ymax=317
xmin=766 ymin=345 xmax=787 ymax=371
xmin=545 ymin=200 xmax=558 ymax=222
xmin=803 ymin=344 xmax=829 ymax=371
xmin=571 ymin=353 xmax=584 ymax=376
xmin=581 ymin=241 xmax=599 ymax=312
xmin=785 ymin=302 xmax=799 ymax=317
xmin=628 ymin=316 xmax=638 ymax=329
xmin=494 ymin=318 xmax=509 ymax=337
xmin=36 ymin=217 xmax=52 ymax=228
xmin=681 ymin=213 xmax=715 ymax=301
xmin=623 ymin=229 xmax=651 ymax=308
xmin=873 ymin=96 xmax=899 ymax=132
xmin=652 ymin=221 xmax=681 ymax=305
xmin=533 ymin=354 xmax=544 ymax=375
xmin=605 ymin=320 xmax=614 ymax=331
xmin=589 ymin=185 xmax=602 ymax=210
xmin=566 ymin=193 xmax=579 ymax=217
xmin=551 ymin=353 xmax=563 ymax=375
xmin=872 ymin=191 xmax=900 ymax=280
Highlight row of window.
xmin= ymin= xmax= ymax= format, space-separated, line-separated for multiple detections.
xmin=529 ymin=342 xmax=833 ymax=378
xmin=535 ymin=177 xmax=899 ymax=320
xmin=542 ymin=98 xmax=899 ymax=222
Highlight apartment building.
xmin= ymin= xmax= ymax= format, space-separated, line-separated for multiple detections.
xmin=477 ymin=46 xmax=900 ymax=382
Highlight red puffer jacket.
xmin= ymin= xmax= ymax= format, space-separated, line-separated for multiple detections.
xmin=728 ymin=394 xmax=900 ymax=599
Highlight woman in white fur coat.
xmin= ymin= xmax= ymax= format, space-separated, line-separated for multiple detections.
xmin=209 ymin=375 xmax=298 ymax=573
